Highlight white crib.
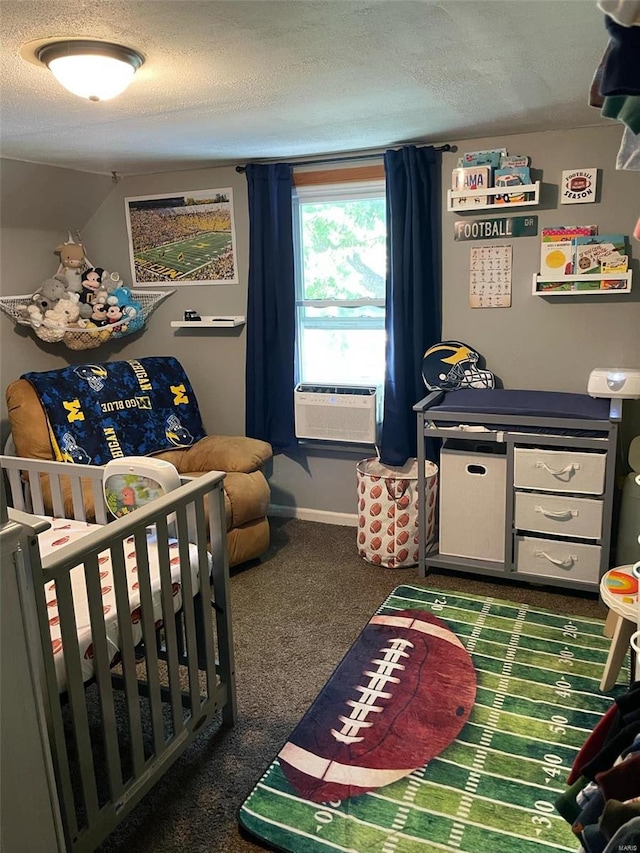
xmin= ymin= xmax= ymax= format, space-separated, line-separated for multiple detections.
xmin=0 ymin=455 xmax=236 ymax=853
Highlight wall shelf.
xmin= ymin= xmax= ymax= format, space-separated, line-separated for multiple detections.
xmin=447 ymin=181 xmax=540 ymax=213
xmin=170 ymin=315 xmax=246 ymax=329
xmin=532 ymin=271 xmax=632 ymax=296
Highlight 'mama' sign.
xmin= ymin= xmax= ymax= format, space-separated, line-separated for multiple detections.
xmin=454 ymin=215 xmax=538 ymax=241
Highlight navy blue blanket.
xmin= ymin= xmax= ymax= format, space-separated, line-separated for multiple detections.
xmin=23 ymin=357 xmax=206 ymax=465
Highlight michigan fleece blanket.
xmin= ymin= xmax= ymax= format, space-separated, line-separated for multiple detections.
xmin=23 ymin=357 xmax=206 ymax=465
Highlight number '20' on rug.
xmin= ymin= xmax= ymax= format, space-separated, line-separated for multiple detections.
xmin=238 ymin=584 xmax=625 ymax=853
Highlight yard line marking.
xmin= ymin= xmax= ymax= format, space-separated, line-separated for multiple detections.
xmin=467 ymin=702 xmax=593 ymax=733
xmin=386 ymin=586 xmax=607 ymax=626
xmin=472 ymin=681 xmax=607 ymax=712
xmin=447 ymin=601 xmax=526 ymax=849
xmin=378 ymin=765 xmax=428 ymax=853
xmin=440 ymin=738 xmax=577 ymax=765
xmin=468 ymin=664 xmax=615 ymax=700
xmin=462 ymin=719 xmax=582 ymax=749
xmin=367 ymin=791 xmax=577 ymax=851
xmin=427 ymin=759 xmax=568 ymax=794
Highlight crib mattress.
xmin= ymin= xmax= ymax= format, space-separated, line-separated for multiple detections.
xmin=38 ymin=517 xmax=209 ymax=693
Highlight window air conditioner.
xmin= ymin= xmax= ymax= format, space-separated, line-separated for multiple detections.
xmin=294 ymin=384 xmax=378 ymax=443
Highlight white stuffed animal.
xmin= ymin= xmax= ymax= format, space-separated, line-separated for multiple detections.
xmin=45 ymin=296 xmax=80 ymax=327
xmin=36 ymin=296 xmax=81 ymax=342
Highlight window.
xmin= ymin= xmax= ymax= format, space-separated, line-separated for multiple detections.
xmin=292 ymin=176 xmax=386 ymax=388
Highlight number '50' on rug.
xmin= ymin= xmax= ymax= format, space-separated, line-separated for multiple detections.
xmin=238 ymin=584 xmax=631 ymax=853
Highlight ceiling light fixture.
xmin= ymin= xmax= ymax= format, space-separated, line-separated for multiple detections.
xmin=35 ymin=40 xmax=144 ymax=102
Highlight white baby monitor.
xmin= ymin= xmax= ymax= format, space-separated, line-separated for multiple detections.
xmin=103 ymin=457 xmax=181 ymax=520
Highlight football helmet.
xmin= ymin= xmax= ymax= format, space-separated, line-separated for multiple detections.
xmin=422 ymin=341 xmax=495 ymax=391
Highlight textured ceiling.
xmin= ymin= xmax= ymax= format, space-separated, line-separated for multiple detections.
xmin=0 ymin=0 xmax=611 ymax=176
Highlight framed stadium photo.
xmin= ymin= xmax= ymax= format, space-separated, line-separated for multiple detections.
xmin=124 ymin=188 xmax=239 ymax=286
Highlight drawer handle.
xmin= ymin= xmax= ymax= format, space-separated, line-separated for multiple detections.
xmin=536 ymin=461 xmax=580 ymax=478
xmin=535 ymin=505 xmax=578 ymax=519
xmin=536 ymin=550 xmax=577 ymax=569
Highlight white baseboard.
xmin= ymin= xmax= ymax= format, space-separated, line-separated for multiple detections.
xmin=269 ymin=504 xmax=358 ymax=527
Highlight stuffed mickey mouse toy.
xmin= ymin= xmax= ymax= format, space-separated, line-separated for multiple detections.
xmin=79 ymin=267 xmax=105 ymax=318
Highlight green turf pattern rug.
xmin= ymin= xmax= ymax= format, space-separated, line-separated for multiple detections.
xmin=239 ymin=584 xmax=626 ymax=853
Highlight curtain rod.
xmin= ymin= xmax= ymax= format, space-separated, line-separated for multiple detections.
xmin=235 ymin=144 xmax=452 ymax=173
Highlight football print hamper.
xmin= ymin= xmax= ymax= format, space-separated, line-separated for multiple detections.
xmin=356 ymin=457 xmax=438 ymax=568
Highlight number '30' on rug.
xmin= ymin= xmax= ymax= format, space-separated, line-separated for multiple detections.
xmin=238 ymin=584 xmax=628 ymax=853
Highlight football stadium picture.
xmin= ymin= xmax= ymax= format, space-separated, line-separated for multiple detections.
xmin=124 ymin=188 xmax=238 ymax=285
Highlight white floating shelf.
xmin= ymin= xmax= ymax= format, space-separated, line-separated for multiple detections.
xmin=532 ymin=271 xmax=632 ymax=296
xmin=170 ymin=315 xmax=246 ymax=328
xmin=447 ymin=181 xmax=540 ymax=213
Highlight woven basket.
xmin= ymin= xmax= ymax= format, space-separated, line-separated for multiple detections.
xmin=0 ymin=289 xmax=173 ymax=350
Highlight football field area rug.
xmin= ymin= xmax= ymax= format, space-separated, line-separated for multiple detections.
xmin=239 ymin=584 xmax=625 ymax=853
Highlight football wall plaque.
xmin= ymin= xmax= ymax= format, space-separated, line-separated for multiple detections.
xmin=561 ymin=168 xmax=598 ymax=204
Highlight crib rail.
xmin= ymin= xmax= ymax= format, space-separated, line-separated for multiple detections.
xmin=0 ymin=455 xmax=109 ymax=524
xmin=3 ymin=468 xmax=236 ymax=853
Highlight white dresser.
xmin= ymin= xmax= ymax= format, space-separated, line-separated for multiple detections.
xmin=513 ymin=447 xmax=607 ymax=586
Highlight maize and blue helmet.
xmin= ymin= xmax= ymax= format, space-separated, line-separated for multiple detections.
xmin=422 ymin=341 xmax=495 ymax=391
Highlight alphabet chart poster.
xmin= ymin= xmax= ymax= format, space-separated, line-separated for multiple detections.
xmin=469 ymin=244 xmax=512 ymax=308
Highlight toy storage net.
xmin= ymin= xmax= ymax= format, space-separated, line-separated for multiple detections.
xmin=356 ymin=457 xmax=439 ymax=568
xmin=0 ymin=290 xmax=172 ymax=350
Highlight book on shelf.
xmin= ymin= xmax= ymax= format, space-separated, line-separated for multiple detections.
xmin=450 ymin=166 xmax=492 ymax=207
xmin=541 ymin=241 xmax=575 ymax=275
xmin=600 ymin=279 xmax=629 ymax=289
xmin=541 ymin=226 xmax=597 ymax=242
xmin=574 ymin=234 xmax=626 ymax=274
xmin=536 ymin=278 xmax=629 ymax=293
xmin=573 ymin=280 xmax=609 ymax=291
xmin=601 ymin=254 xmax=629 ymax=273
xmin=539 ymin=226 xmax=597 ymax=273
xmin=456 ymin=148 xmax=506 ymax=169
xmin=493 ymin=166 xmax=532 ymax=204
xmin=499 ymin=154 xmax=530 ymax=168
xmin=537 ymin=280 xmax=574 ymax=292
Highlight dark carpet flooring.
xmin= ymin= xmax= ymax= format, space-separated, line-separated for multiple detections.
xmin=98 ymin=516 xmax=606 ymax=853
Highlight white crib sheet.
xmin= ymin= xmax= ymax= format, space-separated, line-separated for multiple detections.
xmin=38 ymin=517 xmax=210 ymax=693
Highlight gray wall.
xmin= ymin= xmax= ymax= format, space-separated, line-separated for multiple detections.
xmin=441 ymin=126 xmax=640 ymax=392
xmin=440 ymin=124 xmax=640 ymax=462
xmin=0 ymin=161 xmax=114 ymax=391
xmin=1 ymin=123 xmax=639 ymax=519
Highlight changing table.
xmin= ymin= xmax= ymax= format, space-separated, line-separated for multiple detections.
xmin=414 ymin=388 xmax=619 ymax=592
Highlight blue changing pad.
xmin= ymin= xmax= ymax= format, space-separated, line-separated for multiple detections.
xmin=429 ymin=389 xmax=611 ymax=420
xmin=426 ymin=389 xmax=611 ymax=437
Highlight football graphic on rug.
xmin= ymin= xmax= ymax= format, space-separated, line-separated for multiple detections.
xmin=277 ymin=608 xmax=476 ymax=803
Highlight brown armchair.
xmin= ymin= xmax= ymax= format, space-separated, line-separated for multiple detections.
xmin=6 ymin=377 xmax=273 ymax=567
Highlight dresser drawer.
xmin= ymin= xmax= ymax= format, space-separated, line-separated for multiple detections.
xmin=514 ymin=448 xmax=606 ymax=495
xmin=514 ymin=491 xmax=603 ymax=539
xmin=515 ymin=535 xmax=601 ymax=584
